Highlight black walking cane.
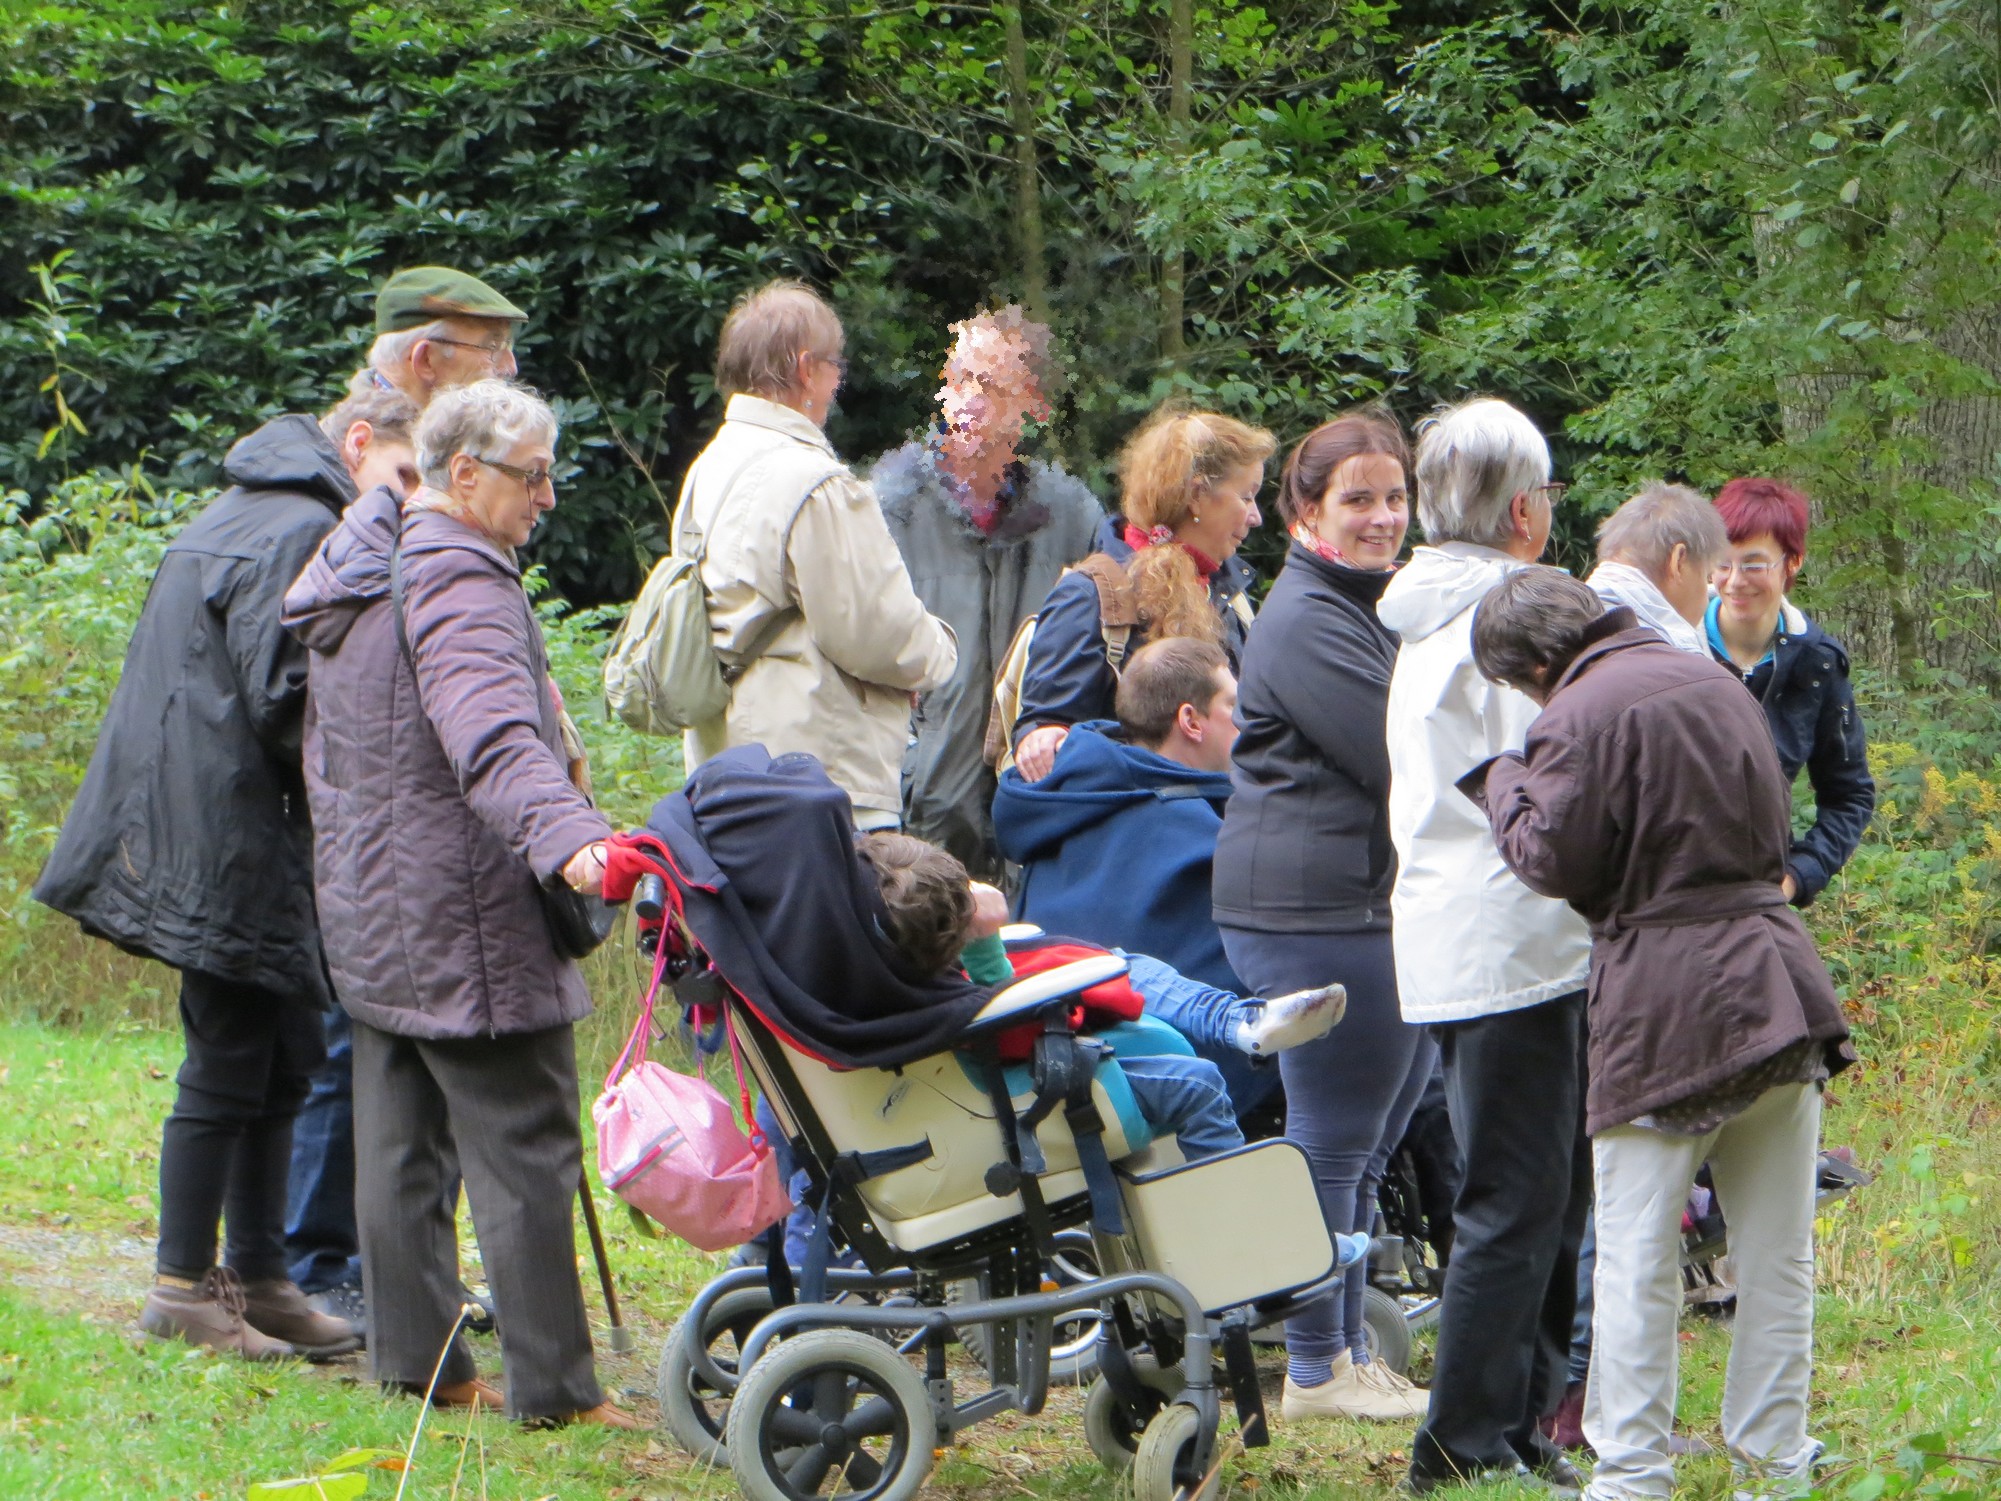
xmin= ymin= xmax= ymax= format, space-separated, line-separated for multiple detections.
xmin=578 ymin=1178 xmax=634 ymax=1353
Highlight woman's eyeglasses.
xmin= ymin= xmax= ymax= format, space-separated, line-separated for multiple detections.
xmin=475 ymin=455 xmax=554 ymax=492
xmin=1711 ymin=560 xmax=1778 ymax=580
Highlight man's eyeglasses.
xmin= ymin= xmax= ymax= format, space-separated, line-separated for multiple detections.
xmin=1712 ymin=560 xmax=1779 ymax=580
xmin=474 ymin=455 xmax=554 ymax=492
xmin=428 ymin=336 xmax=514 ymax=363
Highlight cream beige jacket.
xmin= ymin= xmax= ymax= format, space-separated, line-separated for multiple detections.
xmin=671 ymin=395 xmax=956 ymax=824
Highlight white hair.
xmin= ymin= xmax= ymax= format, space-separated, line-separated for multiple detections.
xmin=1595 ymin=482 xmax=1729 ymax=577
xmin=366 ymin=320 xmax=453 ymax=380
xmin=1412 ymin=398 xmax=1551 ymax=546
xmin=416 ymin=379 xmax=558 ymax=486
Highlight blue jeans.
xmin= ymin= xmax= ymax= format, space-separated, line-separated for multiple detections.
xmin=1117 ymin=1053 xmax=1244 ymax=1160
xmin=1120 ymin=951 xmax=1275 ymax=1118
xmin=284 ymin=1007 xmax=361 ymax=1293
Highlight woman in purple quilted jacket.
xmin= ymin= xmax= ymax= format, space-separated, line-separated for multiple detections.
xmin=283 ymin=379 xmax=634 ymax=1431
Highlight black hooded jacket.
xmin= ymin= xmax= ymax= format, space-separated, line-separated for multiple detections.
xmin=34 ymin=415 xmax=357 ymax=1005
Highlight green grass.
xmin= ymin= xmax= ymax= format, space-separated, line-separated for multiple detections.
xmin=5 ymin=1018 xmax=2001 ymax=1501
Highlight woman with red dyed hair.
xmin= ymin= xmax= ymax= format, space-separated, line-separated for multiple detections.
xmin=1705 ymin=479 xmax=1875 ymax=905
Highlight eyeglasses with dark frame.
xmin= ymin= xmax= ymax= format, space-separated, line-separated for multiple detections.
xmin=1534 ymin=482 xmax=1569 ymax=506
xmin=473 ymin=454 xmax=554 ymax=492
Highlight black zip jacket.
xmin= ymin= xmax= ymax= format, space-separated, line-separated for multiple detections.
xmin=1711 ymin=605 xmax=1875 ymax=906
xmin=34 ymin=415 xmax=355 ymax=1004
xmin=1214 ymin=541 xmax=1398 ymax=933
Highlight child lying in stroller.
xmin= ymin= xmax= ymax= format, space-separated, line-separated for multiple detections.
xmin=857 ymin=830 xmax=1343 ymax=1162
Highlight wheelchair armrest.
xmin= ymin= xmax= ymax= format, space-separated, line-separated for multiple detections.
xmin=963 ymin=953 xmax=1130 ymax=1034
xmin=998 ymin=923 xmax=1045 ymax=945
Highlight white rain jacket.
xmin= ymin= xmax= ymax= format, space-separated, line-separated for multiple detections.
xmin=1377 ymin=543 xmax=1591 ymax=1024
xmin=674 ymin=396 xmax=957 ymax=825
xmin=1586 ymin=561 xmax=1709 ymax=656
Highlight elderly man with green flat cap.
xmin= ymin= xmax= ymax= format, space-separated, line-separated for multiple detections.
xmin=361 ymin=266 xmax=527 ymax=407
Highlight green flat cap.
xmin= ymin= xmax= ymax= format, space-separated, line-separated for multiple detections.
xmin=375 ymin=266 xmax=528 ymax=334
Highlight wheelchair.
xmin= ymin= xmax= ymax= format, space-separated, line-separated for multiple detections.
xmin=629 ymin=870 xmax=1351 ymax=1501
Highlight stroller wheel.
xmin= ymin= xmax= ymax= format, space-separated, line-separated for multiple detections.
xmin=1082 ymin=1353 xmax=1182 ymax=1473
xmin=1361 ymin=1285 xmax=1413 ymax=1376
xmin=726 ymin=1328 xmax=936 ymax=1501
xmin=1133 ymin=1401 xmax=1219 ymax=1501
xmin=658 ymin=1285 xmax=774 ymax=1464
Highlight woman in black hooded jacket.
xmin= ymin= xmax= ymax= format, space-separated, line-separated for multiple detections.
xmin=1215 ymin=412 xmax=1436 ymax=1424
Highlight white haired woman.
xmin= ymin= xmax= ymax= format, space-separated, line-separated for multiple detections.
xmin=1376 ymin=397 xmax=1594 ymax=1493
xmin=283 ymin=379 xmax=636 ymax=1429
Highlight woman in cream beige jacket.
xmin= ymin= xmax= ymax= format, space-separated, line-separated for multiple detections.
xmin=673 ymin=280 xmax=957 ymax=828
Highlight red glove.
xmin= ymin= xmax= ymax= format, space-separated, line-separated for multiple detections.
xmin=601 ymin=830 xmax=672 ymax=905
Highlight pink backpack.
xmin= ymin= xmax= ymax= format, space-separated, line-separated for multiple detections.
xmin=593 ymin=944 xmax=792 ymax=1252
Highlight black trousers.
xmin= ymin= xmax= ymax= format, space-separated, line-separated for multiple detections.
xmin=157 ymin=970 xmax=326 ymax=1282
xmin=1411 ymin=991 xmax=1592 ymax=1483
xmin=351 ymin=1019 xmax=601 ymax=1420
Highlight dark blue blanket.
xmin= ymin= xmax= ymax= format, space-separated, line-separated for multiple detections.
xmin=644 ymin=745 xmax=992 ymax=1070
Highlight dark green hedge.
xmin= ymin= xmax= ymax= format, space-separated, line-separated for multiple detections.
xmin=0 ymin=3 xmax=998 ymax=600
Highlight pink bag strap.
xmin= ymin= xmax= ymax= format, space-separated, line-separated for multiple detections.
xmin=606 ymin=935 xmax=671 ymax=1093
xmin=722 ymin=1004 xmax=769 ymax=1153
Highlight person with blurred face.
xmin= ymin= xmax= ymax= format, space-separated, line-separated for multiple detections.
xmin=361 ymin=266 xmax=527 ymax=407
xmin=1216 ymin=411 xmax=1435 ymax=1423
xmin=1009 ymin=406 xmax=1274 ymax=782
xmin=1706 ymin=479 xmax=1874 ymax=907
xmin=873 ymin=306 xmax=1102 ymax=875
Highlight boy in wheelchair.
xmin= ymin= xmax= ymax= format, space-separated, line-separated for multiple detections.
xmin=858 ymin=830 xmax=1342 ymax=1162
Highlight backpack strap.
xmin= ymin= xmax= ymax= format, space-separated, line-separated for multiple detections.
xmin=1070 ymin=552 xmax=1141 ymax=674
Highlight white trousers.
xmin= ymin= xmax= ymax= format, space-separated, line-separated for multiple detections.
xmin=1583 ymin=1082 xmax=1822 ymax=1501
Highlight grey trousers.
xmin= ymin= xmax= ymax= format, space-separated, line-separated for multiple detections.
xmin=351 ymin=1018 xmax=602 ymax=1420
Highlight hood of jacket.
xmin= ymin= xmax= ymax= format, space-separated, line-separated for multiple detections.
xmin=223 ymin=413 xmax=357 ymax=513
xmin=993 ymin=721 xmax=1232 ymax=861
xmin=1377 ymin=542 xmax=1521 ymax=642
xmin=283 ymin=487 xmax=520 ymax=655
xmin=1588 ymin=562 xmax=1709 ymax=656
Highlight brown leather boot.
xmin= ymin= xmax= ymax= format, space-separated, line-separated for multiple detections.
xmin=532 ymin=1397 xmax=645 ymax=1431
xmin=139 ymin=1268 xmax=296 ymax=1361
xmin=240 ymin=1278 xmax=363 ymax=1360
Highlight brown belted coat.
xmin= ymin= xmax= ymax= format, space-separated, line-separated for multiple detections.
xmin=1461 ymin=616 xmax=1854 ymax=1135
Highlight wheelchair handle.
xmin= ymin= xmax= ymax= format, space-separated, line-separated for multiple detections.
xmin=633 ymin=873 xmax=666 ymax=922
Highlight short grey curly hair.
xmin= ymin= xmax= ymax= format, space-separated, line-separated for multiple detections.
xmin=1471 ymin=566 xmax=1606 ymax=693
xmin=1413 ymin=398 xmax=1551 ymax=547
xmin=1595 ymin=482 xmax=1729 ymax=577
xmin=415 ymin=379 xmax=558 ymax=486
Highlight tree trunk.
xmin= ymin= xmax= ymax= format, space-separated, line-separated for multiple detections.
xmin=997 ymin=2 xmax=1049 ymax=323
xmin=1160 ymin=0 xmax=1190 ymax=367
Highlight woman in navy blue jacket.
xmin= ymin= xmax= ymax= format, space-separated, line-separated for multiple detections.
xmin=1214 ymin=411 xmax=1435 ymax=1424
xmin=1009 ymin=407 xmax=1273 ymax=781
xmin=1705 ymin=479 xmax=1875 ymax=905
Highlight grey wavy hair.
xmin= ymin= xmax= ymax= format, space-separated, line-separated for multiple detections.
xmin=1412 ymin=397 xmax=1551 ymax=547
xmin=1595 ymin=482 xmax=1729 ymax=577
xmin=319 ymin=380 xmax=420 ymax=446
xmin=415 ymin=379 xmax=558 ymax=486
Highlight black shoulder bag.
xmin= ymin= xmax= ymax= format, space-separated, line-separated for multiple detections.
xmin=389 ymin=528 xmax=617 ymax=959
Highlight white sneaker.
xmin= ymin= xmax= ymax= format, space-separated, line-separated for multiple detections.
xmin=1732 ymin=1438 xmax=1824 ymax=1501
xmin=1238 ymin=984 xmax=1346 ymax=1056
xmin=1280 ymin=1349 xmax=1429 ymax=1423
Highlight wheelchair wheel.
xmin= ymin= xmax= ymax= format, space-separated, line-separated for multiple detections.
xmin=1081 ymin=1353 xmax=1183 ymax=1473
xmin=658 ymin=1285 xmax=774 ymax=1464
xmin=726 ymin=1328 xmax=935 ymax=1501
xmin=947 ymin=1231 xmax=1104 ymax=1385
xmin=1132 ymin=1402 xmax=1219 ymax=1501
xmin=1361 ymin=1285 xmax=1413 ymax=1376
